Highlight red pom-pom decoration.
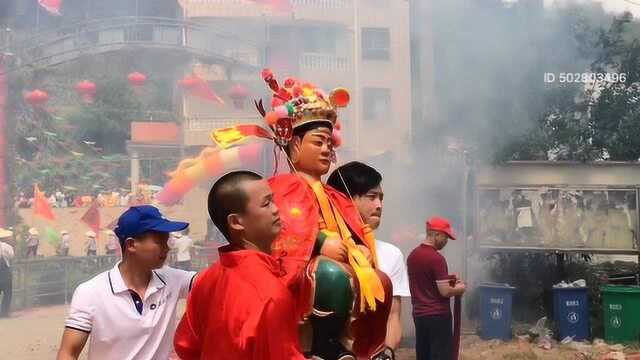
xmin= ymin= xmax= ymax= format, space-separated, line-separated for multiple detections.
xmin=284 ymin=77 xmax=297 ymax=88
xmin=332 ymin=130 xmax=342 ymax=148
xmin=271 ymin=97 xmax=285 ymax=109
xmin=261 ymin=68 xmax=274 ymax=81
xmin=275 ymin=105 xmax=289 ymax=118
xmin=330 ymin=88 xmax=350 ymax=107
xmin=265 ymin=112 xmax=279 ymax=126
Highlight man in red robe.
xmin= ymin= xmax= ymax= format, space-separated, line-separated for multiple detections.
xmin=174 ymin=171 xmax=305 ymax=360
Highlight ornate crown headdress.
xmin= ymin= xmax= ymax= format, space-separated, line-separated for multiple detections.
xmin=255 ymin=69 xmax=350 ymax=147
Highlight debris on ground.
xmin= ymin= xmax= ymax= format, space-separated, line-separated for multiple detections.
xmin=599 ymin=351 xmax=626 ymax=360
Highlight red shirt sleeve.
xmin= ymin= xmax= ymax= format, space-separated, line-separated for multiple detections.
xmin=174 ymin=272 xmax=208 ymax=360
xmin=431 ymin=252 xmax=449 ymax=282
xmin=174 ymin=309 xmax=200 ymax=360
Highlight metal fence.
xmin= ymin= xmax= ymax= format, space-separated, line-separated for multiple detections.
xmin=7 ymin=247 xmax=218 ymax=311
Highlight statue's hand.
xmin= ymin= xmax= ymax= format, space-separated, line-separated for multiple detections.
xmin=320 ymin=236 xmax=347 ymax=262
xmin=356 ymin=244 xmax=372 ymax=263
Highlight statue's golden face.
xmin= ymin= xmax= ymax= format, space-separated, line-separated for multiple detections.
xmin=289 ymin=127 xmax=333 ymax=179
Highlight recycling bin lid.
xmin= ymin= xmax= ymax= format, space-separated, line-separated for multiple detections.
xmin=601 ymin=285 xmax=640 ymax=294
xmin=478 ymin=282 xmax=516 ymax=290
xmin=552 ymin=286 xmax=587 ymax=291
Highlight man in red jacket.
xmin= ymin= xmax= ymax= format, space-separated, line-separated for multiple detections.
xmin=174 ymin=171 xmax=305 ymax=360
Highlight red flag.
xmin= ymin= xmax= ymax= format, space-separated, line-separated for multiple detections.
xmin=38 ymin=0 xmax=62 ymax=15
xmin=33 ymin=184 xmax=55 ymax=221
xmin=80 ymin=201 xmax=101 ymax=234
xmin=179 ymin=73 xmax=224 ymax=105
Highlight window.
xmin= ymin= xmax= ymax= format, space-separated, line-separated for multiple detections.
xmin=362 ymin=28 xmax=390 ymax=60
xmin=301 ymin=27 xmax=337 ymax=54
xmin=366 ymin=0 xmax=390 ymax=7
xmin=363 ymin=88 xmax=391 ymax=121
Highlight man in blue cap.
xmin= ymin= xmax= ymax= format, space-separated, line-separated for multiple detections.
xmin=57 ymin=205 xmax=197 ymax=360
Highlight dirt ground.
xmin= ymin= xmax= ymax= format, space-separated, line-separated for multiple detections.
xmin=2 ymin=304 xmax=640 ymax=360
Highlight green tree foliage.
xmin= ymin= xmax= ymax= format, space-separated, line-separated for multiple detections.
xmin=498 ymin=11 xmax=640 ymax=162
xmin=588 ymin=13 xmax=640 ymax=161
xmin=67 ymin=78 xmax=143 ymax=154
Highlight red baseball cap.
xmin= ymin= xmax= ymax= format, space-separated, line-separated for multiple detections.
xmin=426 ymin=216 xmax=456 ymax=240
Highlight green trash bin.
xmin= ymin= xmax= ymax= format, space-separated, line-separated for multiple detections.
xmin=601 ymin=285 xmax=640 ymax=343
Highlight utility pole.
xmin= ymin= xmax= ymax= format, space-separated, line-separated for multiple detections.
xmin=0 ymin=28 xmax=14 ymax=227
xmin=352 ymin=0 xmax=361 ymax=159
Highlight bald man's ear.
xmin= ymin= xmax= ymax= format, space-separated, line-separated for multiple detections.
xmin=227 ymin=213 xmax=245 ymax=232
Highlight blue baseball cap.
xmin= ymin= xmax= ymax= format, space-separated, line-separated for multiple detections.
xmin=114 ymin=205 xmax=188 ymax=245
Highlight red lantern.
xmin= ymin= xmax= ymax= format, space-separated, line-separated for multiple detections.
xmin=128 ymin=72 xmax=146 ymax=96
xmin=128 ymin=72 xmax=146 ymax=87
xmin=178 ymin=75 xmax=197 ymax=90
xmin=228 ymin=84 xmax=250 ymax=109
xmin=75 ymin=80 xmax=97 ymax=104
xmin=25 ymin=89 xmax=49 ymax=107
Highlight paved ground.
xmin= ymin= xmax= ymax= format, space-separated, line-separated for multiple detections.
xmin=2 ymin=304 xmax=639 ymax=360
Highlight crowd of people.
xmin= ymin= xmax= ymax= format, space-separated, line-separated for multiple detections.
xmin=14 ymin=186 xmax=159 ymax=209
xmin=18 ymin=226 xmax=194 ymax=260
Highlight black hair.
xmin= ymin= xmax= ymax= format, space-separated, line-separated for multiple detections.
xmin=207 ymin=171 xmax=263 ymax=241
xmin=327 ymin=161 xmax=382 ymax=197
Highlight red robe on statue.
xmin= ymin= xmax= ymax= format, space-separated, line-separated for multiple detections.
xmin=268 ymin=173 xmax=372 ymax=260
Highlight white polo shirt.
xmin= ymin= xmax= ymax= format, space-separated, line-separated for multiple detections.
xmin=64 ymin=262 xmax=196 ymax=360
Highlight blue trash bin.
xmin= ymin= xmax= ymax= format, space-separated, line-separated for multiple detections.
xmin=553 ymin=286 xmax=589 ymax=341
xmin=478 ymin=283 xmax=516 ymax=340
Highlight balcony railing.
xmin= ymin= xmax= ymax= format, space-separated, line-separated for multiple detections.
xmin=182 ymin=0 xmax=353 ymax=21
xmin=300 ymin=53 xmax=350 ymax=71
xmin=289 ymin=0 xmax=352 ymax=8
xmin=184 ymin=117 xmax=251 ymax=131
xmin=184 ymin=0 xmax=351 ymax=8
xmin=3 ymin=16 xmax=260 ymax=70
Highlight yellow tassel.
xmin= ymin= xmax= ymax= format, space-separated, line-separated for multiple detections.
xmin=307 ymin=178 xmax=385 ymax=312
